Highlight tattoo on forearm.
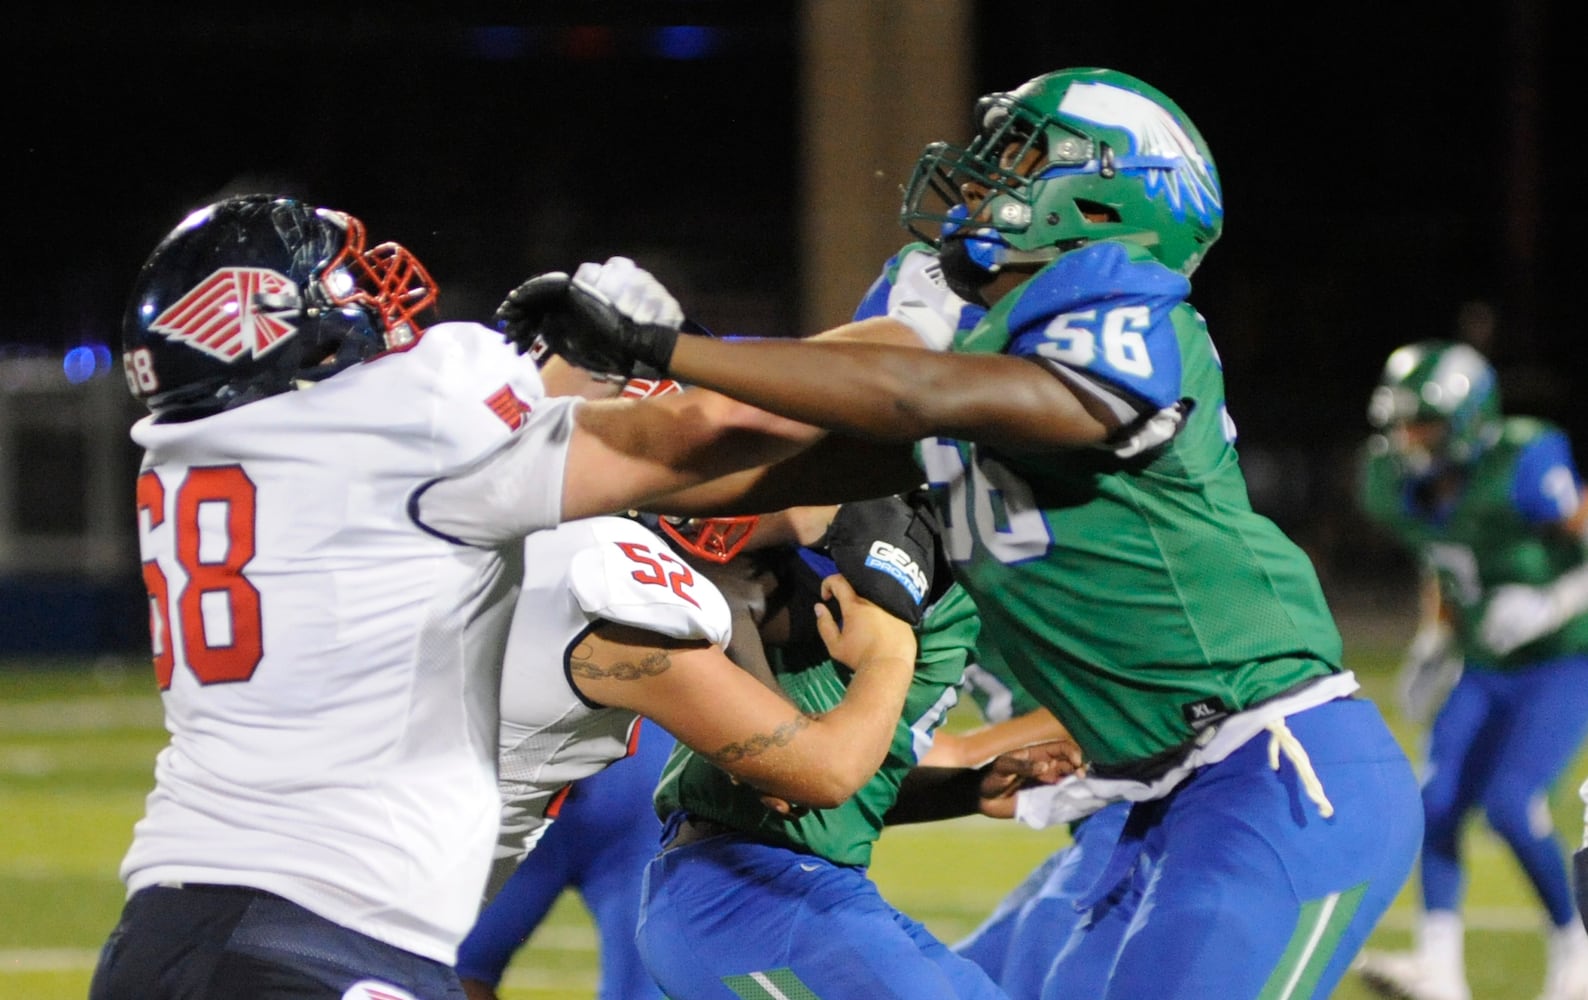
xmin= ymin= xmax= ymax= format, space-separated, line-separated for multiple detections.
xmin=569 ymin=642 xmax=672 ymax=681
xmin=710 ymin=715 xmax=813 ymax=763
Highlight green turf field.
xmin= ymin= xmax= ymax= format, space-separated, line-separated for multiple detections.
xmin=1 ymin=637 xmax=1575 ymax=999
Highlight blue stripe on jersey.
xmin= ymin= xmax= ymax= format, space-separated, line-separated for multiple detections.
xmin=852 ymin=268 xmax=895 ymax=323
xmin=797 ymin=547 xmax=837 ymax=578
xmin=1004 ymin=243 xmax=1191 ymax=410
xmin=1511 ymin=428 xmax=1582 ymax=525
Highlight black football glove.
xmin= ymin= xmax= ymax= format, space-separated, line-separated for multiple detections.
xmin=822 ymin=492 xmax=943 ymax=627
xmin=494 ymin=272 xmax=679 ymax=381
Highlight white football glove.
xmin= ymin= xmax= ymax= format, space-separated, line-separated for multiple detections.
xmin=1480 ymin=564 xmax=1588 ymax=656
xmin=1109 ymin=398 xmax=1194 ymax=459
xmin=1395 ymin=621 xmax=1462 ymax=725
xmin=1481 ymin=584 xmax=1564 ymax=656
xmin=571 ymin=256 xmax=684 ymax=330
xmin=1578 ymin=776 xmax=1588 ymax=846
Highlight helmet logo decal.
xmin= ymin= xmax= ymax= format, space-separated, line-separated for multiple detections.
xmin=1058 ymin=82 xmax=1222 ymax=223
xmin=151 ymin=267 xmax=301 ymax=363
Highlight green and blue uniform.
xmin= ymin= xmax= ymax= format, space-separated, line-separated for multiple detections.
xmin=1360 ymin=416 xmax=1588 ymax=927
xmin=891 ymin=240 xmax=1423 ymax=1000
xmin=637 ymin=573 xmax=1004 ymax=999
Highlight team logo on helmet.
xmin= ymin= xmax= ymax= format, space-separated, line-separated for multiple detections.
xmin=150 ymin=266 xmax=301 ymax=363
xmin=1059 ymin=82 xmax=1221 ymax=224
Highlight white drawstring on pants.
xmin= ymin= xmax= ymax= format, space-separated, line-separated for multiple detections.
xmin=1266 ymin=718 xmax=1335 ymax=818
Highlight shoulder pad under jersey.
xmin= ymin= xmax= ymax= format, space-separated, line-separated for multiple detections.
xmin=567 ymin=517 xmax=733 ymax=645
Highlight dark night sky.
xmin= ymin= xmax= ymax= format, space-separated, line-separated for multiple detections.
xmin=8 ymin=1 xmax=1578 ymax=467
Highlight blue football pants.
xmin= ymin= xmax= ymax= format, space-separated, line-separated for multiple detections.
xmin=1045 ymin=696 xmax=1422 ymax=1000
xmin=953 ymin=800 xmax=1131 ymax=999
xmin=1419 ymin=653 xmax=1588 ymax=926
xmin=637 ymin=828 xmax=1006 ymax=1000
xmin=455 ymin=723 xmax=673 ymax=999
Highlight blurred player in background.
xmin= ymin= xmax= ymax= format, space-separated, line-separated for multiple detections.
xmin=508 ymin=66 xmax=1424 ymax=999
xmin=93 ymin=194 xmax=921 ymax=1000
xmin=1355 ymin=339 xmax=1588 ymax=1000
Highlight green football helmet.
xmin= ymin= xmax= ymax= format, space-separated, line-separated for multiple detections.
xmin=901 ymin=67 xmax=1224 ymax=278
xmin=1367 ymin=340 xmax=1501 ymax=476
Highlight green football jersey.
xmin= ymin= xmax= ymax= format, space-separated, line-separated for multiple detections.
xmin=915 ymin=241 xmax=1343 ymax=772
xmin=652 ymin=583 xmax=979 ymax=867
xmin=1359 ymin=415 xmax=1588 ymax=667
xmin=960 ymin=634 xmax=1044 ymax=723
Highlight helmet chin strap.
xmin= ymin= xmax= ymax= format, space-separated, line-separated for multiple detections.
xmin=938 ymin=239 xmax=1001 ymax=306
xmin=939 ymin=237 xmax=1061 ymax=306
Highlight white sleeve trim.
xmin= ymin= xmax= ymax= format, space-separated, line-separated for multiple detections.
xmin=1035 ymin=358 xmax=1148 ymax=424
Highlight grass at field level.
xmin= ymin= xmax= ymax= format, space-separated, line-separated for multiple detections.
xmin=1 ymin=633 xmax=1577 ymax=999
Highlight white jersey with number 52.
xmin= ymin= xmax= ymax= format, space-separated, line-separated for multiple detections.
xmin=490 ymin=516 xmax=731 ymax=893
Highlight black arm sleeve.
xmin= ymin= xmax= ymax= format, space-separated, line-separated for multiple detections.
xmin=884 ymin=765 xmax=986 ymax=825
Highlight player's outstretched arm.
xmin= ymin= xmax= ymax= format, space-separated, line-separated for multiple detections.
xmin=559 ymin=386 xmax=829 ymax=522
xmin=572 ymin=573 xmax=916 ymax=809
xmin=513 ymin=257 xmax=1117 ymax=452
xmin=666 ymin=327 xmax=1116 ymax=452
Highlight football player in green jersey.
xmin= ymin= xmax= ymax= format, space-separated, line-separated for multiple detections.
xmin=1354 ymin=340 xmax=1588 ymax=1000
xmin=505 ymin=66 xmax=1423 ymax=1000
xmin=638 ymin=492 xmax=1076 ymax=999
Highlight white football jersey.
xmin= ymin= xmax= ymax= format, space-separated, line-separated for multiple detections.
xmin=121 ymin=322 xmax=578 ymax=964
xmin=489 ymin=516 xmax=731 ymax=896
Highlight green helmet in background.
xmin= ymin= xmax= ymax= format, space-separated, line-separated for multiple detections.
xmin=901 ymin=67 xmax=1224 ymax=283
xmin=1367 ymin=340 xmax=1502 ymax=477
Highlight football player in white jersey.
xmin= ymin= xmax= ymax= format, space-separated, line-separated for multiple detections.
xmin=483 ymin=370 xmax=906 ymax=898
xmin=91 ymin=195 xmax=919 ymax=1000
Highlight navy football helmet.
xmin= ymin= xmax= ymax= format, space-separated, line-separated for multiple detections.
xmin=122 ymin=194 xmax=438 ymax=421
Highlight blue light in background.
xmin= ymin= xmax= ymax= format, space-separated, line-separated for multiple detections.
xmin=470 ymin=26 xmax=536 ymax=61
xmin=62 ymin=343 xmax=114 ymax=384
xmin=651 ymin=26 xmax=720 ymax=60
xmin=63 ymin=346 xmax=97 ymax=384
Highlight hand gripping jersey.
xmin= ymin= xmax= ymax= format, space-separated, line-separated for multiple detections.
xmin=122 ymin=322 xmax=578 ymax=964
xmin=653 ymin=576 xmax=979 ymax=867
xmin=878 ymin=242 xmax=1345 ymax=772
xmin=1360 ymin=415 xmax=1588 ymax=666
xmin=491 ymin=516 xmax=731 ymax=893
